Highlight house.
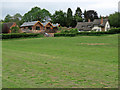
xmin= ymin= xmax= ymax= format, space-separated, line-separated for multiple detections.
xmin=76 ymin=17 xmax=110 ymax=32
xmin=20 ymin=21 xmax=43 ymax=33
xmin=20 ymin=21 xmax=60 ymax=33
xmin=2 ymin=22 xmax=17 ymax=33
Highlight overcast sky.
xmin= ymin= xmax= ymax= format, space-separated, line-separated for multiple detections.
xmin=0 ymin=0 xmax=119 ymax=20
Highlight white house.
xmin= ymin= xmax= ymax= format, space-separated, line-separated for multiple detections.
xmin=76 ymin=17 xmax=110 ymax=32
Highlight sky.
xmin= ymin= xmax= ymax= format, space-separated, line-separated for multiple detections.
xmin=0 ymin=0 xmax=119 ymax=20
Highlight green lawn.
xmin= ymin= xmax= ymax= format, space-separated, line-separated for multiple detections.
xmin=2 ymin=34 xmax=118 ymax=88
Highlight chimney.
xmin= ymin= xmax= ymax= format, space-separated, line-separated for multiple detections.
xmin=88 ymin=19 xmax=91 ymax=22
xmin=101 ymin=17 xmax=103 ymax=24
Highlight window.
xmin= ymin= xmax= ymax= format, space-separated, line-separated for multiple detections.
xmin=98 ymin=29 xmax=100 ymax=31
xmin=87 ymin=25 xmax=91 ymax=27
xmin=82 ymin=26 xmax=85 ymax=28
xmin=28 ymin=26 xmax=32 ymax=30
xmin=36 ymin=26 xmax=40 ymax=30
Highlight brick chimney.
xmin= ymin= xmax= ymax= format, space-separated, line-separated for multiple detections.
xmin=101 ymin=17 xmax=103 ymax=24
xmin=88 ymin=19 xmax=91 ymax=22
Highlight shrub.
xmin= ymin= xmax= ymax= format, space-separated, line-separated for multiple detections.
xmin=107 ymin=28 xmax=120 ymax=34
xmin=2 ymin=33 xmax=43 ymax=39
xmin=54 ymin=33 xmax=76 ymax=37
xmin=11 ymin=26 xmax=19 ymax=33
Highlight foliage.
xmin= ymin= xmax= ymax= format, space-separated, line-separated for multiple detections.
xmin=2 ymin=33 xmax=43 ymax=39
xmin=66 ymin=8 xmax=73 ymax=27
xmin=51 ymin=10 xmax=67 ymax=27
xmin=108 ymin=12 xmax=120 ymax=27
xmin=22 ymin=7 xmax=51 ymax=22
xmin=54 ymin=33 xmax=76 ymax=37
xmin=11 ymin=26 xmax=19 ymax=33
xmin=74 ymin=7 xmax=83 ymax=22
xmin=55 ymin=28 xmax=120 ymax=37
xmin=4 ymin=14 xmax=13 ymax=22
xmin=84 ymin=10 xmax=98 ymax=22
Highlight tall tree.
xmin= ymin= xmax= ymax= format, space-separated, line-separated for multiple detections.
xmin=109 ymin=12 xmax=120 ymax=27
xmin=67 ymin=8 xmax=73 ymax=27
xmin=84 ymin=10 xmax=98 ymax=22
xmin=75 ymin=7 xmax=82 ymax=17
xmin=83 ymin=10 xmax=87 ymax=21
xmin=4 ymin=14 xmax=12 ymax=22
xmin=13 ymin=13 xmax=23 ymax=26
xmin=22 ymin=6 xmax=51 ymax=22
xmin=51 ymin=10 xmax=67 ymax=27
xmin=74 ymin=7 xmax=83 ymax=22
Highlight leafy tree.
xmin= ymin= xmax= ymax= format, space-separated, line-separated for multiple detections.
xmin=109 ymin=12 xmax=120 ymax=27
xmin=13 ymin=13 xmax=23 ymax=26
xmin=4 ymin=14 xmax=13 ymax=22
xmin=74 ymin=7 xmax=83 ymax=22
xmin=67 ymin=8 xmax=73 ymax=27
xmin=83 ymin=10 xmax=87 ymax=21
xmin=51 ymin=10 xmax=67 ymax=27
xmin=22 ymin=7 xmax=51 ymax=22
xmin=75 ymin=7 xmax=82 ymax=18
xmin=11 ymin=26 xmax=19 ymax=33
xmin=84 ymin=10 xmax=98 ymax=22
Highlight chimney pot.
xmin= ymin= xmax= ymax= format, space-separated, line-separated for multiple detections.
xmin=88 ymin=19 xmax=90 ymax=22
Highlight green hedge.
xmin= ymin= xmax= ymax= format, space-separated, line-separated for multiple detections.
xmin=2 ymin=33 xmax=43 ymax=39
xmin=54 ymin=28 xmax=120 ymax=37
xmin=54 ymin=33 xmax=76 ymax=37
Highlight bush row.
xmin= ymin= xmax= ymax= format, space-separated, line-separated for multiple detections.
xmin=54 ymin=33 xmax=76 ymax=37
xmin=54 ymin=28 xmax=120 ymax=37
xmin=1 ymin=33 xmax=43 ymax=39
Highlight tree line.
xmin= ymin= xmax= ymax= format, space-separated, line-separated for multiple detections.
xmin=1 ymin=6 xmax=120 ymax=28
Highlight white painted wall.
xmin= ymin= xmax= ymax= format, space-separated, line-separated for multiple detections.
xmin=92 ymin=21 xmax=110 ymax=32
xmin=92 ymin=25 xmax=102 ymax=31
xmin=105 ymin=21 xmax=110 ymax=31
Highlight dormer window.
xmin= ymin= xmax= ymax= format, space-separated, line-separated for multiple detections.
xmin=82 ymin=26 xmax=85 ymax=28
xmin=87 ymin=25 xmax=91 ymax=27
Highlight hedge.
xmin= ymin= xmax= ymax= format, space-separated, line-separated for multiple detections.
xmin=1 ymin=33 xmax=43 ymax=39
xmin=54 ymin=28 xmax=120 ymax=37
xmin=54 ymin=33 xmax=76 ymax=37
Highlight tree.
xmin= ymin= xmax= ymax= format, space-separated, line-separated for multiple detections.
xmin=11 ymin=26 xmax=19 ymax=33
xmin=74 ymin=7 xmax=83 ymax=22
xmin=108 ymin=12 xmax=120 ymax=27
xmin=83 ymin=10 xmax=87 ymax=21
xmin=51 ymin=10 xmax=67 ymax=27
xmin=13 ymin=13 xmax=23 ymax=26
xmin=75 ymin=7 xmax=82 ymax=18
xmin=67 ymin=8 xmax=73 ymax=27
xmin=4 ymin=14 xmax=13 ymax=22
xmin=22 ymin=7 xmax=51 ymax=22
xmin=84 ymin=10 xmax=98 ymax=22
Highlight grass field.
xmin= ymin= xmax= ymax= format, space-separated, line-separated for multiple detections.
xmin=2 ymin=34 xmax=118 ymax=88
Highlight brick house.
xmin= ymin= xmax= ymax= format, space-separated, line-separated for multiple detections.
xmin=20 ymin=21 xmax=60 ymax=33
xmin=2 ymin=22 xmax=17 ymax=33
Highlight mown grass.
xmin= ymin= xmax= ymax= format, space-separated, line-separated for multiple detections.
xmin=2 ymin=34 xmax=118 ymax=88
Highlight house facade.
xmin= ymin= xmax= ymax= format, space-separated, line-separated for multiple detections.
xmin=76 ymin=17 xmax=110 ymax=32
xmin=20 ymin=21 xmax=60 ymax=33
xmin=2 ymin=22 xmax=18 ymax=33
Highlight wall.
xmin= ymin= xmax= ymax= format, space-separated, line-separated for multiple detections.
xmin=105 ymin=21 xmax=110 ymax=31
xmin=92 ymin=25 xmax=102 ymax=31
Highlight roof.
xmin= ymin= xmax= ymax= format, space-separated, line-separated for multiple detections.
xmin=75 ymin=22 xmax=93 ymax=31
xmin=52 ymin=23 xmax=59 ymax=27
xmin=21 ymin=21 xmax=60 ymax=28
xmin=76 ymin=19 xmax=109 ymax=31
xmin=93 ymin=19 xmax=108 ymax=27
xmin=20 ymin=21 xmax=39 ymax=27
